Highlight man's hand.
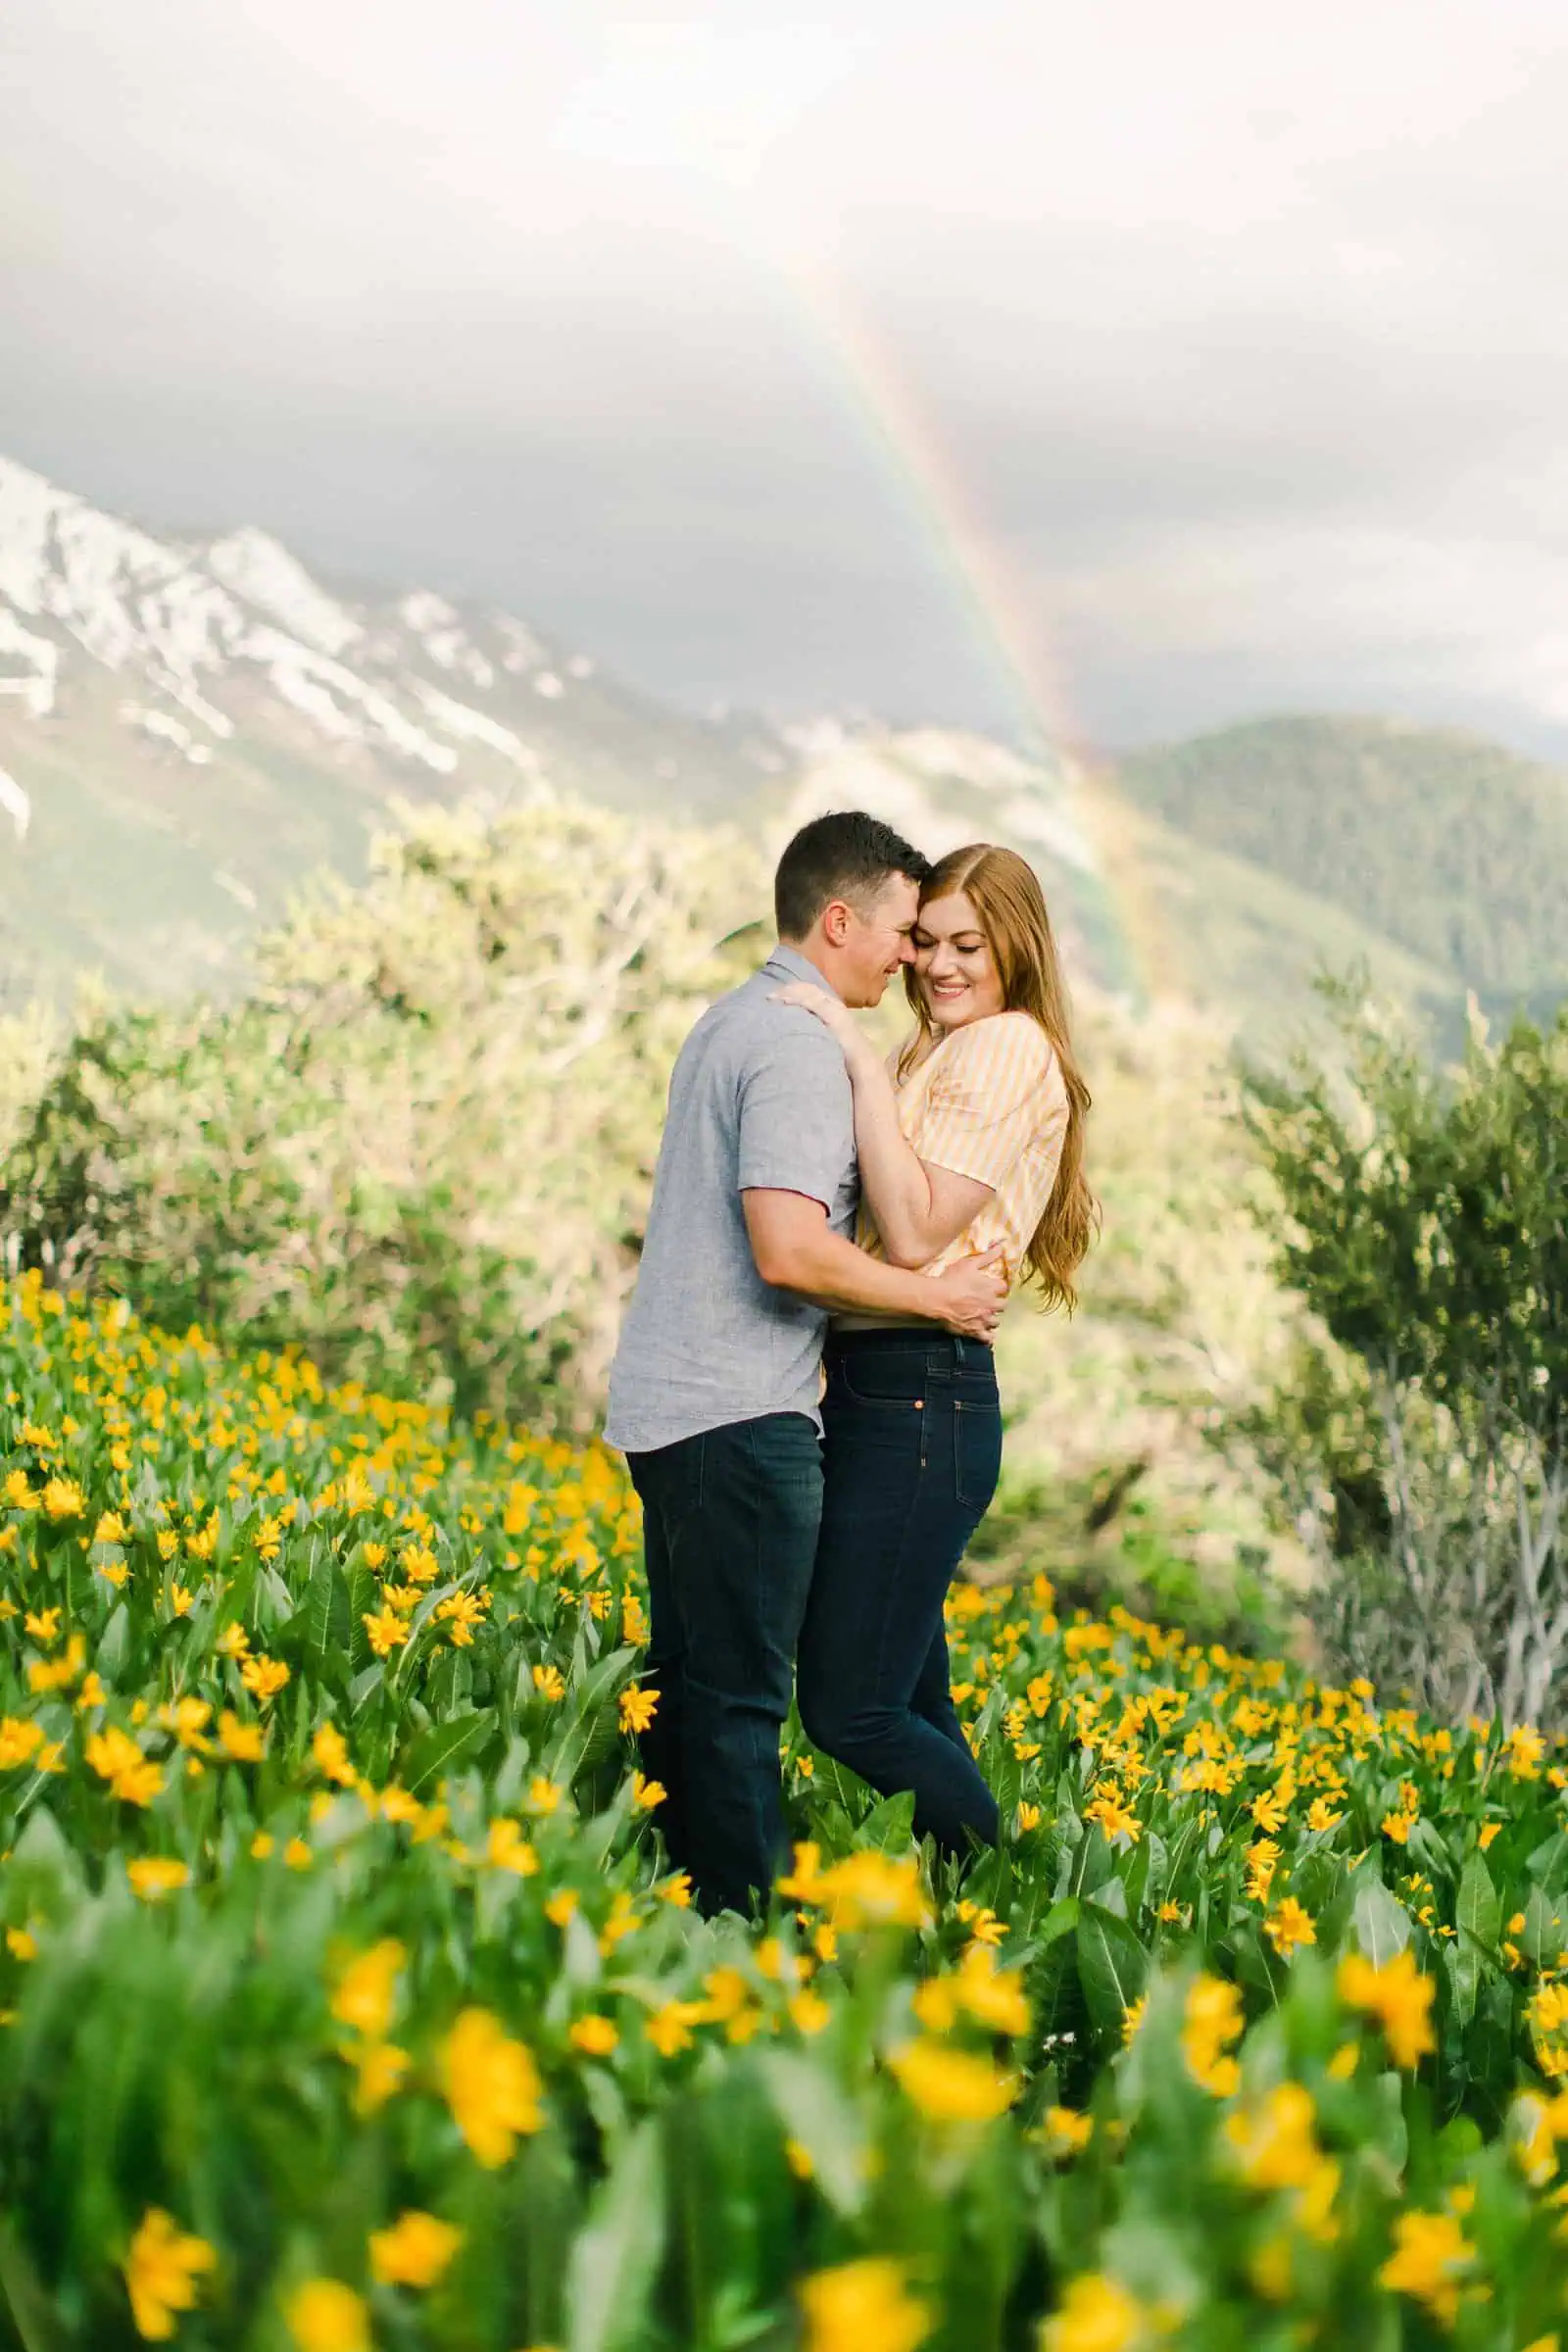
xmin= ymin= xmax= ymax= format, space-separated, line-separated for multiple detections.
xmin=928 ymin=1247 xmax=1006 ymax=1340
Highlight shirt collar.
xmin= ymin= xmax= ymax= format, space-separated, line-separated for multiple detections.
xmin=761 ymin=941 xmax=841 ymax=996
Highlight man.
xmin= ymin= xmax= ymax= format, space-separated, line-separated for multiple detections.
xmin=605 ymin=809 xmax=1005 ymax=1917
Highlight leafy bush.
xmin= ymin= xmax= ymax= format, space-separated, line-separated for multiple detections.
xmin=0 ymin=798 xmax=765 ymax=1426
xmin=1246 ymin=992 xmax=1568 ymax=1724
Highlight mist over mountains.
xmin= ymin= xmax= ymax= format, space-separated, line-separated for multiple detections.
xmin=1 ymin=450 xmax=1564 ymax=1049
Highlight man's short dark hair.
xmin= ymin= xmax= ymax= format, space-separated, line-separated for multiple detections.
xmin=773 ymin=810 xmax=930 ymax=941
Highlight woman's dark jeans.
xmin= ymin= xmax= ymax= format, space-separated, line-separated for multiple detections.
xmin=796 ymin=1329 xmax=1003 ymax=1855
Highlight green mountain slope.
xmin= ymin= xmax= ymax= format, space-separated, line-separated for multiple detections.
xmin=1117 ymin=715 xmax=1568 ymax=1018
xmin=1079 ymin=781 xmax=1463 ymax=1054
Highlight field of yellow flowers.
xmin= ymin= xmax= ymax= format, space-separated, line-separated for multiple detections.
xmin=3 ymin=1271 xmax=1568 ymax=2351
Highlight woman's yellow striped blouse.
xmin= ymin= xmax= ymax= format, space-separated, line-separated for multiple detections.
xmin=858 ymin=1009 xmax=1069 ymax=1285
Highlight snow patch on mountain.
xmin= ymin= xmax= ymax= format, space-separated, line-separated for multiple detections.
xmin=413 ymin=684 xmax=539 ymax=769
xmin=393 ymin=591 xmax=500 ymax=690
xmin=121 ymin=703 xmax=215 ymax=766
xmin=0 ymin=768 xmax=29 ymax=841
xmin=0 ymin=609 xmax=57 ymax=716
xmin=205 ymin=527 xmax=363 ymax=657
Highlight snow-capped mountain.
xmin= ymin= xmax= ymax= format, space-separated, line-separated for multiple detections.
xmin=0 ymin=452 xmax=1117 ymax=1012
xmin=0 ymin=454 xmax=795 ymax=1004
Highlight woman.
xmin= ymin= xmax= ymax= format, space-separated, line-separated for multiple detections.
xmin=775 ymin=843 xmax=1096 ymax=1856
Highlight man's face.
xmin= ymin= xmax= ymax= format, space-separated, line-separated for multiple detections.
xmin=837 ymin=874 xmax=921 ymax=1008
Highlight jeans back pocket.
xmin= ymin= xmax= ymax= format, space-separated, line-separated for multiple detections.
xmin=953 ymin=1397 xmax=1003 ymax=1514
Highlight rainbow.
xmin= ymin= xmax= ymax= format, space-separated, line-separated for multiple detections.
xmin=776 ymin=250 xmax=1089 ymax=767
xmin=773 ymin=253 xmax=1148 ymax=997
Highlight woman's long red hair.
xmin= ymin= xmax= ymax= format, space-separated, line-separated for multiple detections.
xmin=901 ymin=844 xmax=1098 ymax=1311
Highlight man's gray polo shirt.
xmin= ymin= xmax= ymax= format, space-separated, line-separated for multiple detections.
xmin=605 ymin=944 xmax=858 ymax=1454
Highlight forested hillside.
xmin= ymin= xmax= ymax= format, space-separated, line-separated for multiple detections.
xmin=1118 ymin=715 xmax=1568 ymax=1023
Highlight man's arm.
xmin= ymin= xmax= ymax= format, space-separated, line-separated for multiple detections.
xmin=743 ymin=1191 xmax=1004 ymax=1338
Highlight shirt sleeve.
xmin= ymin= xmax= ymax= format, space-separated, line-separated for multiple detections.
xmin=737 ymin=1016 xmax=854 ymax=1211
xmin=917 ymin=1015 xmax=1057 ymax=1190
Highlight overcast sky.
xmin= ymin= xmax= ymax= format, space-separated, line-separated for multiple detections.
xmin=6 ymin=0 xmax=1568 ymax=753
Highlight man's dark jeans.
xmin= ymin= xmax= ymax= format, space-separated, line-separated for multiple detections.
xmin=797 ymin=1330 xmax=1002 ymax=1854
xmin=626 ymin=1411 xmax=822 ymax=1919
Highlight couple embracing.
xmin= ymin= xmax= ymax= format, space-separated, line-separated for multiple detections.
xmin=606 ymin=811 xmax=1094 ymax=1918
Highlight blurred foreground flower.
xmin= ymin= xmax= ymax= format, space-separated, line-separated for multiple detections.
xmin=799 ymin=2257 xmax=931 ymax=2352
xmin=122 ymin=2208 xmax=216 ymax=2341
xmin=440 ymin=2007 xmax=544 ymax=2164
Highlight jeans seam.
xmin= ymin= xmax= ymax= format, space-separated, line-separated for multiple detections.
xmin=862 ymin=1397 xmax=930 ymax=1712
xmin=744 ymin=1417 xmax=772 ymax=1899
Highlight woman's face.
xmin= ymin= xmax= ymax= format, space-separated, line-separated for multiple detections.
xmin=913 ymin=890 xmax=1005 ymax=1029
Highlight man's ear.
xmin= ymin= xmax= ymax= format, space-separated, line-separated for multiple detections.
xmin=820 ymin=899 xmax=853 ymax=947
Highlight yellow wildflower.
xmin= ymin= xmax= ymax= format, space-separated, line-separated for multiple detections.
xmin=1264 ymin=1897 xmax=1316 ymax=1960
xmin=240 ymin=1654 xmax=290 ymax=1703
xmin=1181 ymin=1974 xmax=1244 ymax=2097
xmin=812 ymin=1850 xmax=930 ymax=1932
xmin=122 ymin=2207 xmax=217 ymax=2340
xmin=1377 ymin=2208 xmax=1474 ymax=2327
xmin=645 ymin=1999 xmax=706 ymax=2057
xmin=218 ymin=1711 xmax=266 ymax=1762
xmin=127 ymin=1858 xmax=190 ymax=1902
xmin=485 ymin=1819 xmax=539 ymax=1877
xmin=798 ymin=2258 xmax=931 ymax=2352
xmin=1338 ymin=1948 xmax=1437 ymax=2070
xmin=440 ymin=2008 xmax=544 ymax=2164
xmin=1042 ymin=2273 xmax=1152 ymax=2352
xmin=1044 ymin=2105 xmax=1094 ymax=2155
xmin=282 ymin=2278 xmax=370 ymax=2352
xmin=0 ymin=1719 xmax=44 ymax=1770
xmin=311 ymin=1722 xmax=358 ymax=1787
xmin=331 ymin=1939 xmax=405 ymax=2040
xmin=368 ymin=2210 xmax=462 ymax=2289
xmin=887 ymin=2038 xmax=1015 ymax=2122
xmin=618 ymin=1684 xmax=659 ymax=1734
xmin=351 ymin=2040 xmax=410 ymax=2115
xmin=362 ymin=1606 xmax=408 ymax=1658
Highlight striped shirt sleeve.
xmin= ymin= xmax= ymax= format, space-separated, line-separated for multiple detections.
xmin=915 ymin=1014 xmax=1055 ymax=1190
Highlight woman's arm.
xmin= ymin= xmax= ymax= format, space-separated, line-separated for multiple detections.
xmin=770 ymin=984 xmax=993 ymax=1268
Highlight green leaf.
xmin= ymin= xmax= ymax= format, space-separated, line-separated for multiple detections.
xmin=565 ymin=2116 xmax=666 ymax=2352
xmin=1450 ymin=1850 xmax=1500 ymax=2026
xmin=1527 ymin=1830 xmax=1568 ymax=1888
xmin=397 ymin=1708 xmax=489 ymax=1796
xmin=759 ymin=2049 xmax=867 ymax=2218
xmin=1522 ymin=1885 xmax=1565 ymax=1971
xmin=858 ymin=1788 xmax=916 ymax=1852
xmin=0 ymin=2214 xmax=65 ymax=2352
xmin=542 ymin=1644 xmax=638 ymax=1789
xmin=94 ymin=1601 xmax=130 ymax=1685
xmin=1075 ymin=1900 xmax=1148 ymax=2040
xmin=283 ymin=1548 xmax=352 ymax=1690
xmin=1351 ymin=1875 xmax=1412 ymax=1969
xmin=347 ymin=1562 xmax=379 ymax=1674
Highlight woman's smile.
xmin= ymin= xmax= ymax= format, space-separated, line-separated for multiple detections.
xmin=914 ymin=889 xmax=1006 ymax=1027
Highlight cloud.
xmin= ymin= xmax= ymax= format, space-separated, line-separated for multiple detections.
xmin=3 ymin=0 xmax=1568 ymax=750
